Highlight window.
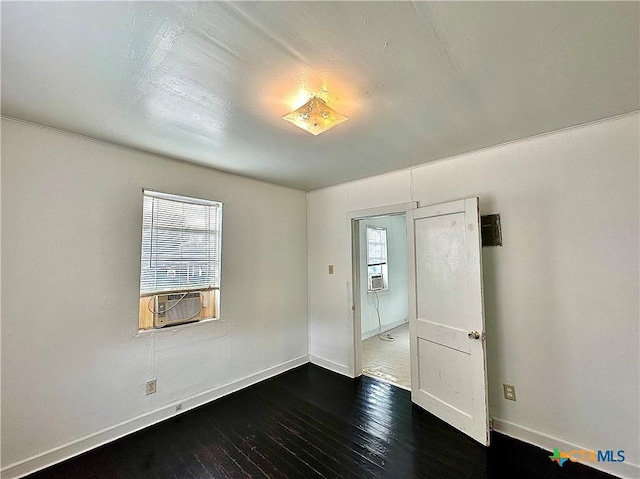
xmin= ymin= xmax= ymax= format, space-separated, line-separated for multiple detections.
xmin=366 ymin=226 xmax=388 ymax=291
xmin=138 ymin=190 xmax=222 ymax=329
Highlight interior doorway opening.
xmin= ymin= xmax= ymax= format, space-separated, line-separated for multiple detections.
xmin=354 ymin=213 xmax=410 ymax=390
xmin=350 ymin=198 xmax=489 ymax=445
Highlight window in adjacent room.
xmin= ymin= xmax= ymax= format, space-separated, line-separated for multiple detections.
xmin=138 ymin=190 xmax=222 ymax=330
xmin=366 ymin=226 xmax=388 ymax=291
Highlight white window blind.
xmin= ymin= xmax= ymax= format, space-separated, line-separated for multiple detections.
xmin=140 ymin=190 xmax=222 ymax=295
xmin=366 ymin=227 xmax=387 ymax=265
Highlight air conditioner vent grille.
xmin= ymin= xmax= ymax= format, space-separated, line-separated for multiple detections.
xmin=154 ymin=292 xmax=201 ymax=328
xmin=369 ymin=274 xmax=385 ymax=291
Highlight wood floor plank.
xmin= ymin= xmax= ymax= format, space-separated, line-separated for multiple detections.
xmin=265 ymin=407 xmax=381 ymax=478
xmin=253 ymin=389 xmax=388 ymax=473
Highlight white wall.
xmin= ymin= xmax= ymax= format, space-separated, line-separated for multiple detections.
xmin=308 ymin=114 xmax=639 ymax=477
xmin=0 ymin=119 xmax=308 ymax=477
xmin=2 ymin=113 xmax=638 ymax=478
xmin=359 ymin=216 xmax=408 ymax=339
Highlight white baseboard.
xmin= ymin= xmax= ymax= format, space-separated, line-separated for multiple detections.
xmin=309 ymin=354 xmax=351 ymax=377
xmin=361 ymin=318 xmax=408 ymax=341
xmin=1 ymin=355 xmax=309 ymax=479
xmin=9 ymin=367 xmax=634 ymax=479
xmin=492 ymin=417 xmax=640 ymax=479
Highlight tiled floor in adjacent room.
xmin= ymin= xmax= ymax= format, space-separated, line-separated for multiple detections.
xmin=362 ymin=323 xmax=410 ymax=389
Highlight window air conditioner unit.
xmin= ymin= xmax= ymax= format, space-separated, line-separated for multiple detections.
xmin=369 ymin=274 xmax=385 ymax=291
xmin=154 ymin=292 xmax=202 ymax=328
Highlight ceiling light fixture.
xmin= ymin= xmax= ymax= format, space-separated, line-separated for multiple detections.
xmin=282 ymin=96 xmax=348 ymax=136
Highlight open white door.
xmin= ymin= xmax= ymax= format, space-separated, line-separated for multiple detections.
xmin=407 ymin=197 xmax=489 ymax=445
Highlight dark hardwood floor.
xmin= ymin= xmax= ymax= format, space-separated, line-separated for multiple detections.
xmin=27 ymin=364 xmax=617 ymax=479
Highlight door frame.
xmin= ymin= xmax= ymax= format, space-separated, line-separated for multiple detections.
xmin=346 ymin=202 xmax=417 ymax=378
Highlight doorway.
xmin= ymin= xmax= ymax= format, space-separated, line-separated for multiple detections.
xmin=350 ymin=198 xmax=489 ymax=445
xmin=354 ymin=213 xmax=410 ymax=390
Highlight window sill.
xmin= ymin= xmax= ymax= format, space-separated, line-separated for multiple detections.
xmin=136 ymin=317 xmax=222 ymax=336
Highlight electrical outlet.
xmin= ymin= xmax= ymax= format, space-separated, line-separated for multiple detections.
xmin=146 ymin=378 xmax=157 ymax=395
xmin=503 ymin=383 xmax=516 ymax=401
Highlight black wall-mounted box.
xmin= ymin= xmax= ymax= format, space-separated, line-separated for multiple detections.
xmin=481 ymin=214 xmax=502 ymax=247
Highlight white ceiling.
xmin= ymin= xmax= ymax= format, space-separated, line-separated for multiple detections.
xmin=2 ymin=1 xmax=638 ymax=191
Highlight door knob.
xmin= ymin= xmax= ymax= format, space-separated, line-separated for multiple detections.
xmin=468 ymin=331 xmax=480 ymax=340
